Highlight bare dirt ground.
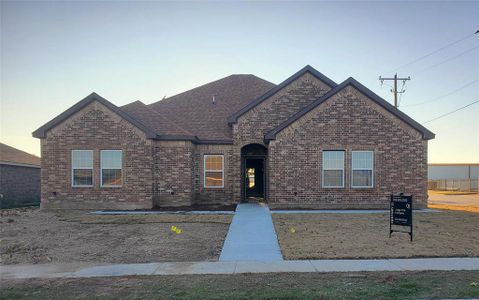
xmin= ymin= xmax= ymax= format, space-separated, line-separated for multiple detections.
xmin=428 ymin=190 xmax=479 ymax=213
xmin=273 ymin=211 xmax=479 ymax=260
xmin=0 ymin=208 xmax=232 ymax=265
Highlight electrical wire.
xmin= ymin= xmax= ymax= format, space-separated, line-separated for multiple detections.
xmin=389 ymin=32 xmax=477 ymax=73
xmin=371 ymin=31 xmax=477 ymax=86
xmin=413 ymin=45 xmax=479 ymax=75
xmin=402 ymin=79 xmax=479 ymax=107
xmin=422 ymin=100 xmax=479 ymax=124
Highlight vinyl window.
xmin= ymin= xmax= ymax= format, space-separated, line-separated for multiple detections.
xmin=351 ymin=151 xmax=374 ymax=188
xmin=101 ymin=150 xmax=123 ymax=187
xmin=322 ymin=150 xmax=345 ymax=188
xmin=72 ymin=150 xmax=93 ymax=187
xmin=204 ymin=155 xmax=224 ymax=188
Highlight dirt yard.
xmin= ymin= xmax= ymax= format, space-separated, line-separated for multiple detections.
xmin=428 ymin=190 xmax=479 ymax=213
xmin=273 ymin=211 xmax=479 ymax=260
xmin=0 ymin=208 xmax=232 ymax=265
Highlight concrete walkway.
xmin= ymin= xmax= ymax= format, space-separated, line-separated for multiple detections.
xmin=272 ymin=209 xmax=438 ymax=214
xmin=2 ymin=258 xmax=478 ymax=279
xmin=219 ymin=203 xmax=283 ymax=261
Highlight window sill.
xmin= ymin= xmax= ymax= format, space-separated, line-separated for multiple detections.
xmin=351 ymin=186 xmax=374 ymax=189
xmin=100 ymin=185 xmax=123 ymax=188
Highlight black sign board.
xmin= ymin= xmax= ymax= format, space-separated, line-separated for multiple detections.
xmin=390 ymin=194 xmax=413 ymax=241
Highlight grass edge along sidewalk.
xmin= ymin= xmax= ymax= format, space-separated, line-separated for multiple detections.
xmin=1 ymin=270 xmax=479 ymax=300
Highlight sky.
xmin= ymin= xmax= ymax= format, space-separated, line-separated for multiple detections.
xmin=1 ymin=1 xmax=478 ymax=163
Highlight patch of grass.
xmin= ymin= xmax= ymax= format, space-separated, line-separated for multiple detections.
xmin=273 ymin=211 xmax=479 ymax=260
xmin=1 ymin=271 xmax=478 ymax=300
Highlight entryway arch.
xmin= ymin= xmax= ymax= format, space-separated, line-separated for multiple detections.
xmin=241 ymin=143 xmax=268 ymax=202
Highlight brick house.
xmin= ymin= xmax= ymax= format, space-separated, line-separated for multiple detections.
xmin=0 ymin=143 xmax=41 ymax=208
xmin=33 ymin=65 xmax=434 ymax=210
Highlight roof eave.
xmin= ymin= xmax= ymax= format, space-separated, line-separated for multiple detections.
xmin=32 ymin=92 xmax=159 ymax=140
xmin=265 ymin=77 xmax=435 ymax=141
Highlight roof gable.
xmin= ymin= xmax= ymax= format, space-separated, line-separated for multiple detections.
xmin=227 ymin=65 xmax=337 ymax=124
xmin=32 ymin=93 xmax=158 ymax=139
xmin=265 ymin=77 xmax=435 ymax=141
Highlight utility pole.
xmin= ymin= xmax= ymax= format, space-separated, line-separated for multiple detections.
xmin=379 ymin=74 xmax=411 ymax=108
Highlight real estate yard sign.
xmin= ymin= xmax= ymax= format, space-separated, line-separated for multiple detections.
xmin=390 ymin=194 xmax=413 ymax=241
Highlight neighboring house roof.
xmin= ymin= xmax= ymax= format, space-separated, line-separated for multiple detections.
xmin=0 ymin=143 xmax=40 ymax=167
xmin=265 ymin=77 xmax=435 ymax=141
xmin=32 ymin=93 xmax=159 ymax=139
xmin=149 ymin=74 xmax=275 ymax=140
xmin=227 ymin=65 xmax=337 ymax=125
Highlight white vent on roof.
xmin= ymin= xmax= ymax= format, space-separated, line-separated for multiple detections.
xmin=212 ymin=95 xmax=216 ymax=104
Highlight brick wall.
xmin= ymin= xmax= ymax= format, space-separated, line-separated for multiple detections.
xmin=232 ymin=72 xmax=333 ymax=200
xmin=40 ymin=101 xmax=154 ymax=210
xmin=0 ymin=164 xmax=40 ymax=208
xmin=193 ymin=144 xmax=236 ymax=205
xmin=268 ymin=85 xmax=428 ymax=209
xmin=38 ymin=76 xmax=428 ymax=210
xmin=153 ymin=140 xmax=194 ymax=207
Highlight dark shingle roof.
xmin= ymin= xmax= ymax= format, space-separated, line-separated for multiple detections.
xmin=265 ymin=77 xmax=435 ymax=141
xmin=32 ymin=67 xmax=434 ymax=144
xmin=121 ymin=101 xmax=195 ymax=137
xmin=0 ymin=143 xmax=40 ymax=167
xmin=148 ymin=74 xmax=275 ymax=140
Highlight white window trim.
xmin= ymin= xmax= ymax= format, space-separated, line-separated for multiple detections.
xmin=204 ymin=154 xmax=224 ymax=188
xmin=322 ymin=150 xmax=345 ymax=188
xmin=71 ymin=150 xmax=93 ymax=187
xmin=100 ymin=150 xmax=123 ymax=188
xmin=351 ymin=150 xmax=374 ymax=188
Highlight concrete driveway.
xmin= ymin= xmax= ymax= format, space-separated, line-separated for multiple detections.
xmin=428 ymin=191 xmax=479 ymax=207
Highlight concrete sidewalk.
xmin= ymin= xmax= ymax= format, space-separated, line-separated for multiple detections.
xmin=2 ymin=258 xmax=479 ymax=280
xmin=219 ymin=203 xmax=283 ymax=261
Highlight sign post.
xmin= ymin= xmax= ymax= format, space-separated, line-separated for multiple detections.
xmin=390 ymin=193 xmax=413 ymax=241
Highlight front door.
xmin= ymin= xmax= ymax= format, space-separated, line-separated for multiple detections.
xmin=245 ymin=158 xmax=264 ymax=199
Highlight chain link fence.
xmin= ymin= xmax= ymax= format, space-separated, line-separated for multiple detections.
xmin=428 ymin=179 xmax=478 ymax=192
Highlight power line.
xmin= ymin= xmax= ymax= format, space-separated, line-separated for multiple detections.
xmin=389 ymin=32 xmax=476 ymax=73
xmin=369 ymin=31 xmax=478 ymax=86
xmin=422 ymin=100 xmax=479 ymax=124
xmin=413 ymin=45 xmax=479 ymax=75
xmin=402 ymin=79 xmax=479 ymax=107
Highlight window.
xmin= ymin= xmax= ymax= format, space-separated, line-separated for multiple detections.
xmin=72 ymin=150 xmax=93 ymax=187
xmin=204 ymin=155 xmax=224 ymax=188
xmin=322 ymin=150 xmax=344 ymax=188
xmin=101 ymin=150 xmax=122 ymax=187
xmin=351 ymin=151 xmax=374 ymax=188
